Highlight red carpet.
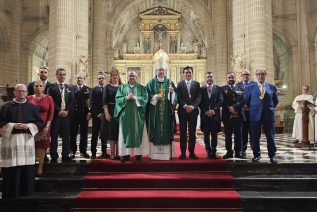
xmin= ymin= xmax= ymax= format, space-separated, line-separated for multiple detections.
xmin=76 ymin=143 xmax=242 ymax=211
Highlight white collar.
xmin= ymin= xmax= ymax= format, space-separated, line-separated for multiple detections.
xmin=13 ymin=98 xmax=27 ymax=104
xmin=157 ymin=76 xmax=165 ymax=82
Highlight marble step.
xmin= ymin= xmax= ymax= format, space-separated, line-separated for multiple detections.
xmin=234 ymin=174 xmax=317 ymax=191
xmin=240 ymin=191 xmax=317 ymax=212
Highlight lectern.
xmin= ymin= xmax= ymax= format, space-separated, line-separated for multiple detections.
xmin=295 ymin=100 xmax=314 ymax=147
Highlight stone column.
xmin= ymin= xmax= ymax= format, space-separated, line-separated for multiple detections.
xmin=48 ymin=0 xmax=89 ymax=83
xmin=9 ymin=0 xmax=23 ymax=85
xmin=232 ymin=0 xmax=274 ymax=82
xmin=296 ymin=0 xmax=310 ymax=86
xmin=91 ymin=0 xmax=108 ymax=84
xmin=213 ymin=0 xmax=228 ymax=85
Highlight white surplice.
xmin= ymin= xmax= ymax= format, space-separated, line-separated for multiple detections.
xmin=292 ymin=94 xmax=314 ymax=141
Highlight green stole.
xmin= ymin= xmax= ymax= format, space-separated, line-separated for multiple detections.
xmin=146 ymin=77 xmax=177 ymax=145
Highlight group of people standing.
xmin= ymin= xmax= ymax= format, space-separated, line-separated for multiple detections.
xmin=0 ymin=63 xmax=279 ymax=199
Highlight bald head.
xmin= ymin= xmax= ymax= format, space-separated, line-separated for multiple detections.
xmin=14 ymin=84 xmax=28 ymax=102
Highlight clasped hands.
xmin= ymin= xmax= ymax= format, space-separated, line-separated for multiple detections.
xmin=228 ymin=106 xmax=237 ymax=114
xmin=205 ymin=110 xmax=215 ymax=117
xmin=127 ymin=94 xmax=137 ymax=101
xmin=184 ymin=105 xmax=194 ymax=113
xmin=14 ymin=123 xmax=28 ymax=130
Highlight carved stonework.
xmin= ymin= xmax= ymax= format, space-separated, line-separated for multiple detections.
xmin=232 ymin=53 xmax=246 ymax=77
xmin=77 ymin=55 xmax=88 ymax=76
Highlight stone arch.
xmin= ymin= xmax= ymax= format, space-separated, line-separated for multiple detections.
xmin=27 ymin=26 xmax=49 ymax=81
xmin=106 ymin=0 xmax=214 ymax=52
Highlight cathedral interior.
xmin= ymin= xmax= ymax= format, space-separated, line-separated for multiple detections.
xmin=1 ymin=1 xmax=317 ymax=211
xmin=0 ymin=0 xmax=317 ymax=111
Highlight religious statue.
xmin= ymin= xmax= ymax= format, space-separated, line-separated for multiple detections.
xmin=232 ymin=53 xmax=246 ymax=77
xmin=144 ymin=36 xmax=151 ymax=53
xmin=134 ymin=41 xmax=141 ymax=53
xmin=78 ymin=55 xmax=88 ymax=76
xmin=179 ymin=42 xmax=186 ymax=53
xmin=200 ymin=46 xmax=207 ymax=58
xmin=169 ymin=36 xmax=177 ymax=53
xmin=192 ymin=39 xmax=200 ymax=53
xmin=122 ymin=42 xmax=127 ymax=54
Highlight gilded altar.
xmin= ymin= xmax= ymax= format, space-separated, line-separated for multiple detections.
xmin=113 ymin=6 xmax=207 ymax=85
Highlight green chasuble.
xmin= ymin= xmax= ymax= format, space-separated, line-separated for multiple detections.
xmin=145 ymin=77 xmax=177 ymax=145
xmin=114 ymin=83 xmax=148 ymax=148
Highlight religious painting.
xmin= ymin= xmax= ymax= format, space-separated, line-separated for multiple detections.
xmin=169 ymin=35 xmax=177 ymax=53
xmin=143 ymin=36 xmax=151 ymax=53
xmin=153 ymin=24 xmax=167 ymax=51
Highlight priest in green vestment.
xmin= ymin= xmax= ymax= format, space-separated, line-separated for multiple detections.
xmin=114 ymin=70 xmax=149 ymax=162
xmin=145 ymin=59 xmax=178 ymax=160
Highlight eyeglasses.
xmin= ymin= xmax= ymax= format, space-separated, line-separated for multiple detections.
xmin=16 ymin=90 xmax=28 ymax=93
xmin=242 ymin=74 xmax=250 ymax=76
xmin=98 ymin=77 xmax=105 ymax=80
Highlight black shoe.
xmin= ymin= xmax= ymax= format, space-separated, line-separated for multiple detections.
xmin=211 ymin=153 xmax=217 ymax=159
xmin=223 ymin=152 xmax=233 ymax=159
xmin=179 ymin=154 xmax=186 ymax=160
xmin=270 ymin=157 xmax=278 ymax=164
xmin=70 ymin=153 xmax=76 ymax=159
xmin=120 ymin=156 xmax=130 ymax=163
xmin=50 ymin=158 xmax=58 ymax=163
xmin=62 ymin=156 xmax=73 ymax=161
xmin=252 ymin=156 xmax=261 ymax=162
xmin=80 ymin=153 xmax=90 ymax=159
xmin=136 ymin=155 xmax=142 ymax=161
xmin=102 ymin=153 xmax=110 ymax=158
xmin=91 ymin=155 xmax=96 ymax=159
xmin=189 ymin=154 xmax=199 ymax=160
xmin=239 ymin=152 xmax=247 ymax=159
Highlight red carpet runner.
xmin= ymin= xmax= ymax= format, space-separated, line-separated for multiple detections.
xmin=75 ymin=143 xmax=242 ymax=211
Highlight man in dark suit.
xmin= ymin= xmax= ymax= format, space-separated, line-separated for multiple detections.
xmin=236 ymin=69 xmax=255 ymax=159
xmin=245 ymin=68 xmax=279 ymax=164
xmin=222 ymin=72 xmax=244 ymax=159
xmin=27 ymin=66 xmax=52 ymax=95
xmin=70 ymin=74 xmax=90 ymax=159
xmin=89 ymin=73 xmax=107 ymax=159
xmin=47 ymin=68 xmax=74 ymax=161
xmin=177 ymin=66 xmax=201 ymax=160
xmin=199 ymin=72 xmax=223 ymax=159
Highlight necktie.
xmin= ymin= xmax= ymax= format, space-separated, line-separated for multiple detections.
xmin=59 ymin=84 xmax=64 ymax=93
xmin=186 ymin=81 xmax=191 ymax=97
xmin=259 ymin=84 xmax=264 ymax=95
xmin=230 ymin=85 xmax=234 ymax=90
xmin=100 ymin=86 xmax=103 ymax=93
xmin=79 ymin=86 xmax=82 ymax=91
xmin=208 ymin=85 xmax=212 ymax=96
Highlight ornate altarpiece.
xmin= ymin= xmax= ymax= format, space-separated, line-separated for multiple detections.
xmin=114 ymin=6 xmax=207 ymax=85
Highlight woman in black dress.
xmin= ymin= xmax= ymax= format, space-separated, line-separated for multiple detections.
xmin=100 ymin=68 xmax=122 ymax=159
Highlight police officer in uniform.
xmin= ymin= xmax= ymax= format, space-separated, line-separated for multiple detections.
xmin=221 ymin=72 xmax=244 ymax=159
